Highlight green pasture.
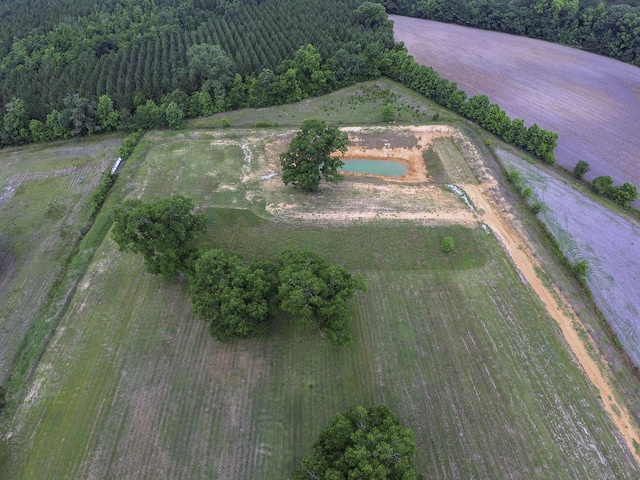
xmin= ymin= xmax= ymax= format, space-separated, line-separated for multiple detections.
xmin=0 ymin=134 xmax=120 ymax=382
xmin=189 ymin=79 xmax=453 ymax=129
xmin=1 ymin=125 xmax=638 ymax=479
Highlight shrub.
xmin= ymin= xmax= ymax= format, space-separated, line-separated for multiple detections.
xmin=507 ymin=169 xmax=521 ymax=184
xmin=531 ymin=201 xmax=546 ymax=214
xmin=572 ymin=259 xmax=590 ymax=279
xmin=89 ymin=172 xmax=116 ymax=217
xmin=614 ymin=182 xmax=639 ymax=207
xmin=441 ymin=236 xmax=454 ymax=253
xmin=573 ymin=160 xmax=590 ymax=179
xmin=592 ymin=175 xmax=615 ymax=197
xmin=117 ymin=129 xmax=143 ymax=160
xmin=381 ymin=103 xmax=396 ymax=122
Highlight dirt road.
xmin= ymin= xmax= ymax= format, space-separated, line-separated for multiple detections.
xmin=463 ymin=181 xmax=640 ymax=464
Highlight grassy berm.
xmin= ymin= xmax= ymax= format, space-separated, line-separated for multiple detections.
xmin=1 ymin=81 xmax=638 ymax=478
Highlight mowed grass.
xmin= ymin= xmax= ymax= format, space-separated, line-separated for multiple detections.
xmin=2 ymin=125 xmax=638 ymax=478
xmin=0 ymin=134 xmax=120 ymax=380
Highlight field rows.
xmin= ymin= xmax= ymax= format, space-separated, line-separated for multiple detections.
xmin=392 ymin=15 xmax=640 ymax=201
xmin=5 ymin=226 xmax=638 ymax=478
xmin=3 ymin=121 xmax=639 ymax=478
xmin=496 ymin=147 xmax=640 ymax=368
xmin=0 ymin=136 xmax=120 ymax=378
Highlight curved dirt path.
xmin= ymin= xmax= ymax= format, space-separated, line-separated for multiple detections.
xmin=462 ymin=182 xmax=640 ymax=464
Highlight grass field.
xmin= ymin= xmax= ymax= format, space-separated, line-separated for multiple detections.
xmin=0 ymin=135 xmax=120 ymax=382
xmin=1 ymin=112 xmax=638 ymax=478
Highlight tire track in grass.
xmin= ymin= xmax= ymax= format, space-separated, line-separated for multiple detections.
xmin=358 ymin=268 xmax=636 ymax=478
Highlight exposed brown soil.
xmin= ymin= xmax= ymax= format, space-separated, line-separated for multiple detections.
xmin=464 ymin=180 xmax=640 ymax=464
xmin=392 ymin=15 xmax=640 ymax=207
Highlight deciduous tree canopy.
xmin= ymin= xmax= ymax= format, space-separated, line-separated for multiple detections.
xmin=189 ymin=249 xmax=278 ymax=342
xmin=280 ymin=119 xmax=349 ymax=193
xmin=277 ymin=248 xmax=366 ymax=346
xmin=112 ymin=195 xmax=206 ymax=280
xmin=292 ymin=404 xmax=418 ymax=480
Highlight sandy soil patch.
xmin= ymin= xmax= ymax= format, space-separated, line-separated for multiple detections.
xmin=256 ymin=125 xmax=476 ymax=224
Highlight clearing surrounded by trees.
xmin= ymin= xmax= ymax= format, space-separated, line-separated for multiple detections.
xmin=1 ymin=79 xmax=639 ymax=477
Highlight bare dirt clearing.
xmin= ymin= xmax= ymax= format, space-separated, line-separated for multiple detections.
xmin=256 ymin=126 xmax=477 ymax=224
xmin=392 ymin=15 xmax=640 ymax=205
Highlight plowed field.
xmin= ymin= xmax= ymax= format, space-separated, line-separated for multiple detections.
xmin=392 ymin=15 xmax=640 ymax=205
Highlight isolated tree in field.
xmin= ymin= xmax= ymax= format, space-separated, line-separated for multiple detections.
xmin=112 ymin=195 xmax=206 ymax=280
xmin=614 ymin=182 xmax=639 ymax=207
xmin=573 ymin=160 xmax=590 ymax=179
xmin=280 ymin=119 xmax=349 ymax=193
xmin=292 ymin=404 xmax=418 ymax=480
xmin=189 ymin=249 xmax=278 ymax=342
xmin=277 ymin=248 xmax=366 ymax=346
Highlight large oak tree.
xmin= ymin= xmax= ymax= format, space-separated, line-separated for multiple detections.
xmin=293 ymin=405 xmax=418 ymax=480
xmin=280 ymin=119 xmax=349 ymax=193
xmin=189 ymin=249 xmax=278 ymax=342
xmin=111 ymin=195 xmax=206 ymax=280
xmin=277 ymin=248 xmax=365 ymax=346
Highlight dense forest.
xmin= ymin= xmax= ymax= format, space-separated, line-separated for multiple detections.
xmin=0 ymin=0 xmax=576 ymax=161
xmin=386 ymin=0 xmax=640 ymax=66
xmin=0 ymin=0 xmax=398 ymax=145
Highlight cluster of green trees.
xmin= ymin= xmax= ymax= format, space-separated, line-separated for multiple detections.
xmin=386 ymin=0 xmax=640 ymax=67
xmin=293 ymin=404 xmax=419 ymax=479
xmin=573 ymin=160 xmax=639 ymax=206
xmin=381 ymin=46 xmax=559 ymax=162
xmin=111 ymin=195 xmax=366 ymax=345
xmin=592 ymin=175 xmax=639 ymax=206
xmin=0 ymin=0 xmax=394 ymax=136
xmin=0 ymin=0 xmax=560 ymax=166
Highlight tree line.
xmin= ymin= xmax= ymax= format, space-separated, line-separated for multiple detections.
xmin=386 ymin=0 xmax=640 ymax=67
xmin=1 ymin=13 xmax=559 ymax=167
xmin=380 ymin=44 xmax=560 ymax=162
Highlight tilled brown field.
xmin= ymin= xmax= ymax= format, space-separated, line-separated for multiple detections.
xmin=392 ymin=15 xmax=640 ymax=205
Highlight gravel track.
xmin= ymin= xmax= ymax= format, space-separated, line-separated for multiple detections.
xmin=392 ymin=15 xmax=640 ymax=205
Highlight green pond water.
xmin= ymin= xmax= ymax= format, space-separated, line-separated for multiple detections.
xmin=340 ymin=159 xmax=408 ymax=177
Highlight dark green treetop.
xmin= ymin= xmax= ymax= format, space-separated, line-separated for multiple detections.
xmin=293 ymin=404 xmax=418 ymax=480
xmin=189 ymin=248 xmax=278 ymax=342
xmin=280 ymin=119 xmax=349 ymax=193
xmin=111 ymin=195 xmax=206 ymax=280
xmin=277 ymin=248 xmax=365 ymax=346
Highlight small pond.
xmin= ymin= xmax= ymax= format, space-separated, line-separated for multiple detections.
xmin=340 ymin=159 xmax=408 ymax=177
